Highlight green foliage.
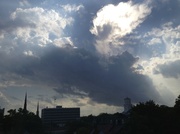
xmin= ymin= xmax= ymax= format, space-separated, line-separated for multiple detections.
xmin=3 ymin=108 xmax=42 ymax=134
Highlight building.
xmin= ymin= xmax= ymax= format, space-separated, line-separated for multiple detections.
xmin=41 ymin=106 xmax=80 ymax=132
xmin=0 ymin=108 xmax=5 ymax=132
xmin=123 ymin=97 xmax=132 ymax=113
xmin=22 ymin=92 xmax=39 ymax=116
xmin=0 ymin=107 xmax=4 ymax=119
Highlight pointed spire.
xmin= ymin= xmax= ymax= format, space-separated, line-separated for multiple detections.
xmin=23 ymin=92 xmax=27 ymax=112
xmin=36 ymin=101 xmax=39 ymax=117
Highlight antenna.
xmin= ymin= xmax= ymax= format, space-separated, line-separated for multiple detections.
xmin=36 ymin=101 xmax=39 ymax=117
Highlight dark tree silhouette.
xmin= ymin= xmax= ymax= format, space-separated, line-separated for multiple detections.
xmin=3 ymin=108 xmax=42 ymax=134
xmin=120 ymin=98 xmax=180 ymax=134
xmin=174 ymin=95 xmax=180 ymax=108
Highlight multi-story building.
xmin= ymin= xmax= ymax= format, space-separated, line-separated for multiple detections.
xmin=41 ymin=106 xmax=80 ymax=128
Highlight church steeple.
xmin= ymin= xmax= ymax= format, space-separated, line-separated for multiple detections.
xmin=23 ymin=92 xmax=27 ymax=112
xmin=36 ymin=101 xmax=39 ymax=117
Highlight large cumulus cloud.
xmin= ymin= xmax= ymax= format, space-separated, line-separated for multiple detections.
xmin=90 ymin=1 xmax=152 ymax=55
xmin=0 ymin=46 xmax=162 ymax=106
xmin=10 ymin=7 xmax=73 ymax=47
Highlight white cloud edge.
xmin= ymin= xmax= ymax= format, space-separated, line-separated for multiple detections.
xmin=90 ymin=1 xmax=152 ymax=55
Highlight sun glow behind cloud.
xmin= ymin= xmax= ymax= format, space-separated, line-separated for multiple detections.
xmin=133 ymin=22 xmax=180 ymax=105
xmin=90 ymin=1 xmax=152 ymax=55
xmin=0 ymin=0 xmax=180 ymax=116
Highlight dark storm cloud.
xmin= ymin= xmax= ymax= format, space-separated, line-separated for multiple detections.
xmin=36 ymin=47 xmax=162 ymax=106
xmin=0 ymin=46 xmax=161 ymax=106
xmin=155 ymin=60 xmax=180 ymax=79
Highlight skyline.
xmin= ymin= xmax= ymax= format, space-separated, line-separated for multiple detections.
xmin=0 ymin=0 xmax=180 ymax=116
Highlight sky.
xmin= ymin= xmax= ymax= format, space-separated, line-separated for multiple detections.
xmin=0 ymin=0 xmax=180 ymax=116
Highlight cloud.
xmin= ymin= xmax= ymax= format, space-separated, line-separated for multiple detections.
xmin=90 ymin=1 xmax=152 ymax=55
xmin=0 ymin=5 xmax=76 ymax=65
xmin=19 ymin=0 xmax=30 ymax=7
xmin=61 ymin=4 xmax=84 ymax=13
xmin=133 ymin=21 xmax=180 ymax=105
xmin=53 ymin=37 xmax=74 ymax=48
xmin=42 ymin=49 xmax=162 ymax=105
xmin=17 ymin=47 xmax=165 ymax=104
xmin=0 ymin=6 xmax=74 ymax=54
xmin=155 ymin=60 xmax=180 ymax=79
xmin=0 ymin=44 xmax=162 ymax=107
xmin=0 ymin=91 xmax=11 ymax=108
xmin=140 ymin=22 xmax=180 ymax=76
xmin=23 ymin=50 xmax=34 ymax=57
xmin=10 ymin=7 xmax=73 ymax=47
xmin=148 ymin=38 xmax=162 ymax=45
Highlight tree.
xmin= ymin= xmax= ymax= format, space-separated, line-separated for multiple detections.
xmin=120 ymin=98 xmax=180 ymax=134
xmin=7 ymin=109 xmax=16 ymax=117
xmin=3 ymin=108 xmax=42 ymax=134
xmin=174 ymin=95 xmax=180 ymax=108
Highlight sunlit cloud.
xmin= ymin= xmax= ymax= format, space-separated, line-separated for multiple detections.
xmin=133 ymin=22 xmax=180 ymax=105
xmin=53 ymin=37 xmax=74 ymax=48
xmin=90 ymin=1 xmax=152 ymax=55
xmin=140 ymin=22 xmax=180 ymax=75
xmin=19 ymin=0 xmax=30 ymax=7
xmin=61 ymin=4 xmax=84 ymax=13
xmin=9 ymin=7 xmax=73 ymax=47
